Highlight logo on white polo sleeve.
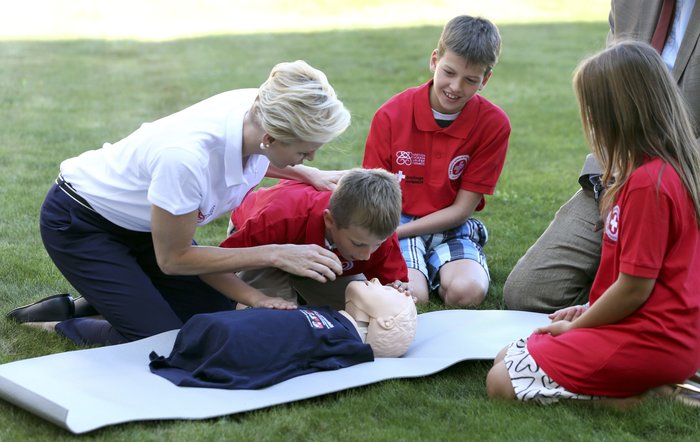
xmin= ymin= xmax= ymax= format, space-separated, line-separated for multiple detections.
xmin=197 ymin=205 xmax=216 ymax=223
xmin=605 ymin=205 xmax=620 ymax=241
xmin=448 ymin=155 xmax=469 ymax=180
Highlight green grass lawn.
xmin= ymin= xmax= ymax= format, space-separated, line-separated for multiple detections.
xmin=1 ymin=14 xmax=699 ymax=442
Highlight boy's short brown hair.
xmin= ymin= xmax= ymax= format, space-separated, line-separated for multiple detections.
xmin=436 ymin=15 xmax=502 ymax=74
xmin=328 ymin=168 xmax=401 ymax=239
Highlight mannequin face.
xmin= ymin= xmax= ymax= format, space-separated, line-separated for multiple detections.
xmin=344 ymin=278 xmax=413 ymax=323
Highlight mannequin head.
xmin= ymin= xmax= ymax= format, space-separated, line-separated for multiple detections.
xmin=344 ymin=278 xmax=417 ymax=358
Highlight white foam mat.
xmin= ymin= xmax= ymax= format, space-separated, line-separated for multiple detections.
xmin=0 ymin=309 xmax=548 ymax=434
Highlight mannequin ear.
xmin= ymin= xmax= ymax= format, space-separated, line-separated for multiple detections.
xmin=377 ymin=317 xmax=395 ymax=330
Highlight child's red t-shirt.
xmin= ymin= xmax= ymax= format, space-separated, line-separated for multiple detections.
xmin=528 ymin=158 xmax=700 ymax=396
xmin=220 ymin=180 xmax=407 ymax=284
xmin=362 ymin=80 xmax=510 ymax=217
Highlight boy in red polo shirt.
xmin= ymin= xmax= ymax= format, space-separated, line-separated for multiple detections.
xmin=362 ymin=15 xmax=511 ymax=307
xmin=220 ymin=168 xmax=408 ymax=310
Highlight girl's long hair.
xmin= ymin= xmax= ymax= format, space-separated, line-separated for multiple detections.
xmin=573 ymin=40 xmax=700 ymax=225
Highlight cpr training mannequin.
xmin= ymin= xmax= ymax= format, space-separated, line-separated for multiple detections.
xmin=149 ymin=278 xmax=417 ymax=389
xmin=341 ymin=278 xmax=417 ymax=358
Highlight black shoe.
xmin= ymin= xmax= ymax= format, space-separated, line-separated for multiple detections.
xmin=73 ymin=296 xmax=99 ymax=317
xmin=6 ymin=293 xmax=75 ymax=323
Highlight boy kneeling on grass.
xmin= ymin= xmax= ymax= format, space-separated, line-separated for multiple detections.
xmin=362 ymin=15 xmax=511 ymax=307
xmin=209 ymin=168 xmax=408 ymax=311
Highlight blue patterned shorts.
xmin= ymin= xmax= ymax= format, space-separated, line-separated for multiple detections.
xmin=399 ymin=215 xmax=489 ymax=290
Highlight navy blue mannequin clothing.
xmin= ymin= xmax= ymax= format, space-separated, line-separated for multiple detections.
xmin=149 ymin=306 xmax=374 ymax=389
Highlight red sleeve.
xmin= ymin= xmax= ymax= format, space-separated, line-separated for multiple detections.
xmin=362 ymin=110 xmax=393 ymax=171
xmin=618 ymin=187 xmax=670 ymax=278
xmin=362 ymin=235 xmax=408 ymax=283
xmin=220 ymin=212 xmax=274 ymax=248
xmin=219 ymin=205 xmax=302 ymax=249
xmin=459 ymin=109 xmax=511 ymax=196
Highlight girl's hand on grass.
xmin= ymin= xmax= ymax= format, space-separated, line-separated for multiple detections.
xmin=534 ymin=320 xmax=573 ymax=337
xmin=548 ymin=304 xmax=588 ymax=322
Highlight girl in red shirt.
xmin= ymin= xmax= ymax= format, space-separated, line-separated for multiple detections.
xmin=487 ymin=41 xmax=700 ymax=406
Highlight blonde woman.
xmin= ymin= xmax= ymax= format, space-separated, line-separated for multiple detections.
xmin=487 ymin=41 xmax=700 ymax=406
xmin=8 ymin=61 xmax=351 ymax=346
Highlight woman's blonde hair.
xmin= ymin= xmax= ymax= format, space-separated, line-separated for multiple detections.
xmin=253 ymin=60 xmax=351 ymax=144
xmin=574 ymin=40 xmax=700 ymax=224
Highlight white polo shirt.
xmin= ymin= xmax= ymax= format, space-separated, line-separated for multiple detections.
xmin=60 ymin=88 xmax=269 ymax=232
xmin=661 ymin=0 xmax=696 ymax=70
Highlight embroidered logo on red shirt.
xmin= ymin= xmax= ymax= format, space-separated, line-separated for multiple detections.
xmin=448 ymin=155 xmax=469 ymax=180
xmin=395 ymin=151 xmax=426 ymax=166
xmin=396 ymin=151 xmax=412 ymax=165
xmin=605 ymin=205 xmax=620 ymax=241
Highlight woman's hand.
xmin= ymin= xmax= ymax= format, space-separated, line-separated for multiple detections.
xmin=252 ymin=296 xmax=298 ymax=310
xmin=272 ymin=244 xmax=343 ymax=283
xmin=265 ymin=164 xmax=347 ymax=191
xmin=151 ymin=206 xmax=341 ymax=279
xmin=305 ymin=168 xmax=346 ymax=191
xmin=548 ymin=304 xmax=588 ymax=322
xmin=201 ymin=272 xmax=294 ymax=308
